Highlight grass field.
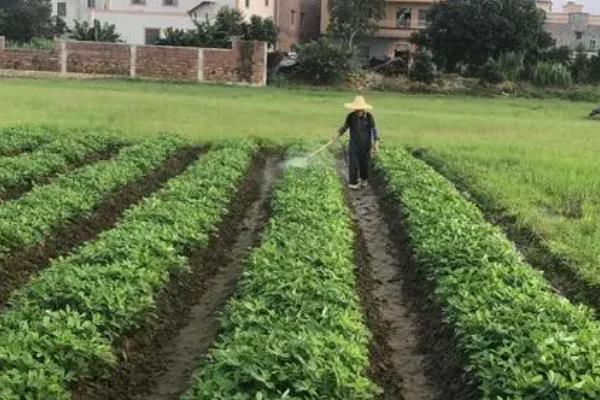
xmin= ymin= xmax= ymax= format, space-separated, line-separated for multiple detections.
xmin=2 ymin=77 xmax=600 ymax=398
xmin=1 ymin=76 xmax=599 ymax=287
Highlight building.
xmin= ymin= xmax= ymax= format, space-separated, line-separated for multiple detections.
xmin=542 ymin=1 xmax=600 ymax=55
xmin=52 ymin=0 xmax=320 ymax=49
xmin=321 ymin=0 xmax=438 ymax=60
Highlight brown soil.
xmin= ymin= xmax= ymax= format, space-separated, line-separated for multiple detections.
xmin=0 ymin=147 xmax=202 ymax=311
xmin=339 ymin=157 xmax=478 ymax=400
xmin=73 ymin=152 xmax=281 ymax=400
xmin=412 ymin=149 xmax=600 ymax=315
xmin=0 ymin=145 xmax=121 ymax=202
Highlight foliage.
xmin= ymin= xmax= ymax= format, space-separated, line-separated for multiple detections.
xmin=541 ymin=45 xmax=573 ymax=66
xmin=327 ymin=0 xmax=384 ymax=52
xmin=498 ymin=52 xmax=525 ymax=81
xmin=533 ymin=62 xmax=572 ymax=87
xmin=409 ymin=51 xmax=435 ymax=84
xmin=377 ymin=147 xmax=600 ymax=399
xmin=590 ymin=51 xmax=600 ymax=83
xmin=416 ymin=0 xmax=551 ymax=71
xmin=0 ymin=0 xmax=60 ymax=42
xmin=292 ymin=38 xmax=352 ymax=85
xmin=0 ymin=141 xmax=256 ymax=399
xmin=479 ymin=58 xmax=506 ymax=84
xmin=158 ymin=7 xmax=277 ymax=48
xmin=0 ymin=136 xmax=184 ymax=255
xmin=0 ymin=134 xmax=117 ymax=196
xmin=184 ymin=149 xmax=379 ymax=399
xmin=70 ymin=19 xmax=122 ymax=42
xmin=0 ymin=126 xmax=49 ymax=156
xmin=571 ymin=46 xmax=591 ymax=84
xmin=6 ymin=36 xmax=54 ymax=50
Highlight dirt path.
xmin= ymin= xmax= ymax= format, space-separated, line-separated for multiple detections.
xmin=0 ymin=147 xmax=201 ymax=311
xmin=74 ymin=153 xmax=281 ymax=400
xmin=341 ymin=165 xmax=439 ymax=400
xmin=137 ymin=156 xmax=280 ymax=400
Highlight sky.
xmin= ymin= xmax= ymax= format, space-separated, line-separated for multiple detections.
xmin=553 ymin=0 xmax=600 ymax=14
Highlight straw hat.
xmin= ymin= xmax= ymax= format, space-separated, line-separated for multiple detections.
xmin=344 ymin=95 xmax=373 ymax=110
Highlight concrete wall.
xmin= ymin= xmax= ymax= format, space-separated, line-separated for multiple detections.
xmin=276 ymin=0 xmax=320 ymax=51
xmin=0 ymin=37 xmax=267 ymax=85
xmin=236 ymin=0 xmax=275 ymax=20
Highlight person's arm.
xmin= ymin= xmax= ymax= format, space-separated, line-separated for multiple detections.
xmin=338 ymin=113 xmax=351 ymax=137
xmin=369 ymin=113 xmax=380 ymax=152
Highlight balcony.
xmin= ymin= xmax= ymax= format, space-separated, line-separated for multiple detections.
xmin=376 ymin=26 xmax=419 ymax=39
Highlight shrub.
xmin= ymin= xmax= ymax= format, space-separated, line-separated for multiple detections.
xmin=293 ymin=38 xmax=352 ymax=85
xmin=532 ymin=62 xmax=572 ymax=87
xmin=590 ymin=51 xmax=600 ymax=83
xmin=6 ymin=37 xmax=54 ymax=50
xmin=571 ymin=47 xmax=590 ymax=84
xmin=479 ymin=58 xmax=506 ymax=84
xmin=497 ymin=52 xmax=524 ymax=81
xmin=71 ymin=19 xmax=122 ymax=42
xmin=409 ymin=51 xmax=435 ymax=84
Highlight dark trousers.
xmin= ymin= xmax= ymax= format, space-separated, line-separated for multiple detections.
xmin=348 ymin=145 xmax=370 ymax=184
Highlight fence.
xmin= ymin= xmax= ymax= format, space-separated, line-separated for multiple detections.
xmin=0 ymin=37 xmax=267 ymax=86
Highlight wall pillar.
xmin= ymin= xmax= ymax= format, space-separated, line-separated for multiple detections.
xmin=130 ymin=45 xmax=137 ymax=77
xmin=59 ymin=40 xmax=67 ymax=76
xmin=0 ymin=36 xmax=5 ymax=51
xmin=197 ymin=49 xmax=204 ymax=82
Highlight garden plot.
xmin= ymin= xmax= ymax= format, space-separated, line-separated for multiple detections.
xmin=0 ymin=127 xmax=49 ymax=156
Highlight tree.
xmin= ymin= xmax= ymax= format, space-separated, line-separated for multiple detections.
xmin=293 ymin=38 xmax=351 ymax=85
xmin=0 ymin=0 xmax=55 ymax=42
xmin=71 ymin=19 xmax=122 ymax=42
xmin=409 ymin=51 xmax=435 ymax=84
xmin=570 ymin=45 xmax=590 ymax=84
xmin=327 ymin=0 xmax=384 ymax=52
xmin=414 ymin=0 xmax=550 ymax=72
xmin=158 ymin=7 xmax=278 ymax=48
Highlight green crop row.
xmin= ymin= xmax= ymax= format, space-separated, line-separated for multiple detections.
xmin=0 ymin=127 xmax=49 ymax=156
xmin=183 ymin=151 xmax=379 ymax=400
xmin=0 ymin=136 xmax=185 ymax=256
xmin=376 ymin=147 xmax=600 ymax=399
xmin=0 ymin=133 xmax=118 ymax=196
xmin=0 ymin=141 xmax=256 ymax=399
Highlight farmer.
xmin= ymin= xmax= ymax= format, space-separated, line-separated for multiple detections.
xmin=338 ymin=95 xmax=380 ymax=189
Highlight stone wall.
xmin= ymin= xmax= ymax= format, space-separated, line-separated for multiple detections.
xmin=0 ymin=37 xmax=267 ymax=86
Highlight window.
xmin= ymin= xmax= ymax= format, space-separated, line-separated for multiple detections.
xmin=132 ymin=0 xmax=146 ymax=5
xmin=265 ymin=0 xmax=269 ymax=6
xmin=591 ymin=40 xmax=596 ymax=51
xmin=396 ymin=8 xmax=412 ymax=29
xmin=418 ymin=9 xmax=429 ymax=29
xmin=145 ymin=28 xmax=160 ymax=45
xmin=57 ymin=2 xmax=66 ymax=17
xmin=87 ymin=0 xmax=95 ymax=8
xmin=163 ymin=0 xmax=176 ymax=6
xmin=245 ymin=0 xmax=249 ymax=8
xmin=291 ymin=10 xmax=296 ymax=26
xmin=300 ymin=12 xmax=305 ymax=29
xmin=575 ymin=31 xmax=583 ymax=40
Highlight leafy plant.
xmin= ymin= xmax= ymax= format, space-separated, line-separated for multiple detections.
xmin=292 ymin=38 xmax=352 ymax=85
xmin=377 ymin=147 xmax=600 ymax=399
xmin=533 ymin=62 xmax=573 ymax=87
xmin=0 ymin=136 xmax=185 ymax=255
xmin=0 ymin=134 xmax=117 ymax=197
xmin=0 ymin=141 xmax=256 ymax=398
xmin=479 ymin=58 xmax=506 ymax=84
xmin=409 ymin=51 xmax=436 ymax=84
xmin=184 ymin=148 xmax=379 ymax=399
xmin=6 ymin=37 xmax=54 ymax=50
xmin=70 ymin=19 xmax=122 ymax=42
xmin=0 ymin=126 xmax=50 ymax=156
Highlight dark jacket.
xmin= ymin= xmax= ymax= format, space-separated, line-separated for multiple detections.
xmin=339 ymin=112 xmax=379 ymax=150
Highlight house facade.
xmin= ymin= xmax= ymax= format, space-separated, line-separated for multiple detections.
xmin=52 ymin=0 xmax=320 ymax=49
xmin=543 ymin=1 xmax=600 ymax=55
xmin=320 ymin=0 xmax=438 ymax=60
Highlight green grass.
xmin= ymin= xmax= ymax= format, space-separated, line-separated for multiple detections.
xmin=1 ymin=76 xmax=599 ymax=292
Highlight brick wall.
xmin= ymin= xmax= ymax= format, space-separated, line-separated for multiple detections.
xmin=136 ymin=46 xmax=199 ymax=80
xmin=66 ymin=41 xmax=130 ymax=75
xmin=0 ymin=37 xmax=267 ymax=86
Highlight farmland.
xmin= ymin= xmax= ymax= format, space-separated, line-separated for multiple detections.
xmin=1 ymin=78 xmax=600 ymax=399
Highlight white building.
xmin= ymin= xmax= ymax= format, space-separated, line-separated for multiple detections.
xmin=52 ymin=0 xmax=276 ymax=45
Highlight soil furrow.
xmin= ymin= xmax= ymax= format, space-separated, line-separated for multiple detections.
xmin=339 ymin=157 xmax=477 ymax=400
xmin=74 ymin=152 xmax=282 ymax=400
xmin=0 ymin=145 xmax=121 ymax=202
xmin=0 ymin=146 xmax=202 ymax=311
xmin=412 ymin=149 xmax=600 ymax=316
